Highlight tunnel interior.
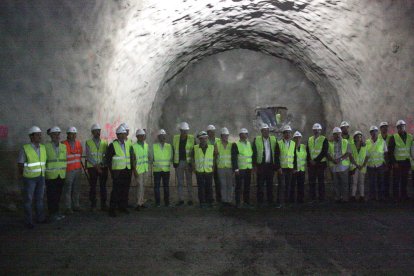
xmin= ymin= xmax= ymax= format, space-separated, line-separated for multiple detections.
xmin=149 ymin=49 xmax=326 ymax=139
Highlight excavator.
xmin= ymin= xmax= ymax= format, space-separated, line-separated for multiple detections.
xmin=253 ymin=106 xmax=290 ymax=139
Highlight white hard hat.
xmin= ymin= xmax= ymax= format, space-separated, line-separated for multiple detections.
xmin=369 ymin=125 xmax=379 ymax=132
xmin=293 ymin=131 xmax=302 ymax=138
xmin=91 ymin=123 xmax=101 ymax=131
xmin=197 ymin=131 xmax=208 ymax=138
xmin=120 ymin=123 xmax=130 ymax=130
xmin=116 ymin=125 xmax=127 ymax=134
xmin=221 ymin=127 xmax=230 ymax=135
xmin=312 ymin=123 xmax=322 ymax=130
xmin=282 ymin=125 xmax=292 ymax=132
xmin=50 ymin=126 xmax=61 ymax=133
xmin=136 ymin=129 xmax=146 ymax=136
xmin=206 ymin=125 xmax=216 ymax=131
xmin=379 ymin=122 xmax=388 ymax=127
xmin=158 ymin=129 xmax=167 ymax=135
xmin=67 ymin=126 xmax=77 ymax=133
xmin=179 ymin=122 xmax=190 ymax=130
xmin=28 ymin=126 xmax=42 ymax=135
xmin=340 ymin=121 xmax=350 ymax=128
xmin=396 ymin=120 xmax=406 ymax=127
xmin=332 ymin=127 xmax=342 ymax=134
xmin=260 ymin=123 xmax=269 ymax=130
xmin=353 ymin=131 xmax=362 ymax=137
xmin=239 ymin=128 xmax=248 ymax=134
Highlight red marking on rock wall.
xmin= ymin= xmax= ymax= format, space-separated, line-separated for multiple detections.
xmin=0 ymin=125 xmax=8 ymax=139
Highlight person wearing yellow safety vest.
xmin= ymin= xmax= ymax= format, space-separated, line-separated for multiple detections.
xmin=216 ymin=127 xmax=234 ymax=206
xmin=17 ymin=126 xmax=47 ymax=229
xmin=231 ymin=128 xmax=253 ymax=208
xmin=340 ymin=121 xmax=353 ymax=199
xmin=275 ymin=125 xmax=297 ymax=205
xmin=207 ymin=124 xmax=221 ymax=204
xmin=151 ymin=129 xmax=173 ymax=207
xmin=326 ymin=127 xmax=352 ymax=203
xmin=131 ymin=129 xmax=149 ymax=211
xmin=292 ymin=131 xmax=306 ymax=203
xmin=388 ymin=120 xmax=412 ymax=201
xmin=120 ymin=122 xmax=132 ymax=147
xmin=366 ymin=126 xmax=388 ymax=201
xmin=349 ymin=131 xmax=368 ymax=202
xmin=252 ymin=123 xmax=276 ymax=207
xmin=192 ymin=131 xmax=216 ymax=208
xmin=105 ymin=125 xmax=133 ymax=217
xmin=85 ymin=123 xmax=108 ymax=211
xmin=173 ymin=122 xmax=195 ymax=206
xmin=379 ymin=121 xmax=392 ymax=200
xmin=45 ymin=126 xmax=67 ymax=222
xmin=307 ymin=123 xmax=329 ymax=202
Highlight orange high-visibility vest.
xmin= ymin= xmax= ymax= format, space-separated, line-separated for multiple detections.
xmin=63 ymin=140 xmax=82 ymax=171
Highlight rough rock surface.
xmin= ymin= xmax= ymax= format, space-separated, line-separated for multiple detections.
xmin=0 ymin=0 xmax=413 ymax=191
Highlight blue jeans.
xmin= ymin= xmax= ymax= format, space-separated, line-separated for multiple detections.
xmin=22 ymin=176 xmax=45 ymax=225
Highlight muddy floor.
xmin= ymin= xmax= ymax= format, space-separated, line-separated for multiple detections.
xmin=1 ymin=201 xmax=414 ymax=275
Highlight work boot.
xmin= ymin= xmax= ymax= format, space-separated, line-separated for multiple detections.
xmin=187 ymin=200 xmax=193 ymax=206
xmin=90 ymin=207 xmax=97 ymax=212
xmin=176 ymin=200 xmax=185 ymax=206
xmin=73 ymin=207 xmax=83 ymax=212
xmin=101 ymin=203 xmax=108 ymax=211
xmin=350 ymin=196 xmax=356 ymax=202
xmin=135 ymin=206 xmax=140 ymax=211
xmin=359 ymin=196 xmax=365 ymax=203
xmin=64 ymin=208 xmax=73 ymax=215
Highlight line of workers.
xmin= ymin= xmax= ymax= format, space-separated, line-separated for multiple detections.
xmin=18 ymin=120 xmax=414 ymax=228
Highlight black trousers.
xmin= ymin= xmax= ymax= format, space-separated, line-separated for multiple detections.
xmin=367 ymin=166 xmax=385 ymax=200
xmin=46 ymin=177 xmax=64 ymax=215
xmin=308 ymin=163 xmax=326 ymax=201
xmin=292 ymin=171 xmax=305 ymax=203
xmin=383 ymin=165 xmax=391 ymax=199
xmin=276 ymin=168 xmax=293 ymax=204
xmin=235 ymin=169 xmax=251 ymax=205
xmin=256 ymin=163 xmax=274 ymax=204
xmin=154 ymin=172 xmax=170 ymax=206
xmin=88 ymin=167 xmax=108 ymax=208
xmin=110 ymin=169 xmax=132 ymax=210
xmin=393 ymin=163 xmax=410 ymax=200
xmin=213 ymin=168 xmax=221 ymax=203
xmin=196 ymin=173 xmax=213 ymax=205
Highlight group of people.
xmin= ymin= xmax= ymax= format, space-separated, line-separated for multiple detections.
xmin=18 ymin=119 xmax=413 ymax=229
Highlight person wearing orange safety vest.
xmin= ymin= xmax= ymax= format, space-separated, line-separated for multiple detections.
xmin=62 ymin=126 xmax=83 ymax=214
xmin=17 ymin=126 xmax=47 ymax=229
xmin=388 ymin=120 xmax=413 ymax=201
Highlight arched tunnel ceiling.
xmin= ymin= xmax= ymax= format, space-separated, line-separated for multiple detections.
xmin=1 ymin=0 xmax=414 ymax=146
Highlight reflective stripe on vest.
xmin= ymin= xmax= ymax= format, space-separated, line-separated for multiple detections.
xmin=153 ymin=143 xmax=172 ymax=172
xmin=217 ymin=140 xmax=232 ymax=169
xmin=236 ymin=141 xmax=253 ymax=170
xmin=366 ymin=138 xmax=385 ymax=167
xmin=328 ymin=139 xmax=350 ymax=167
xmin=278 ymin=139 xmax=296 ymax=169
xmin=194 ymin=144 xmax=214 ymax=173
xmin=255 ymin=135 xmax=276 ymax=164
xmin=45 ymin=142 xmax=67 ymax=179
xmin=132 ymin=142 xmax=149 ymax=174
xmin=112 ymin=140 xmax=131 ymax=170
xmin=296 ymin=144 xmax=307 ymax=172
xmin=393 ymin=133 xmax=413 ymax=161
xmin=23 ymin=144 xmax=47 ymax=178
xmin=63 ymin=140 xmax=82 ymax=171
xmin=350 ymin=143 xmax=367 ymax=173
xmin=173 ymin=135 xmax=195 ymax=164
xmin=308 ymin=135 xmax=326 ymax=162
xmin=86 ymin=139 xmax=108 ymax=168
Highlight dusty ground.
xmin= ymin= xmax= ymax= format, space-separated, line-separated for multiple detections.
xmin=1 ymin=201 xmax=414 ymax=275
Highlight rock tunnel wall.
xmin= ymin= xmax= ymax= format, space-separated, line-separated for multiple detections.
xmin=0 ymin=0 xmax=413 ymax=200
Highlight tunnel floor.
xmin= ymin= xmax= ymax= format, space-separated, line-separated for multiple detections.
xmin=1 ymin=203 xmax=414 ymax=274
